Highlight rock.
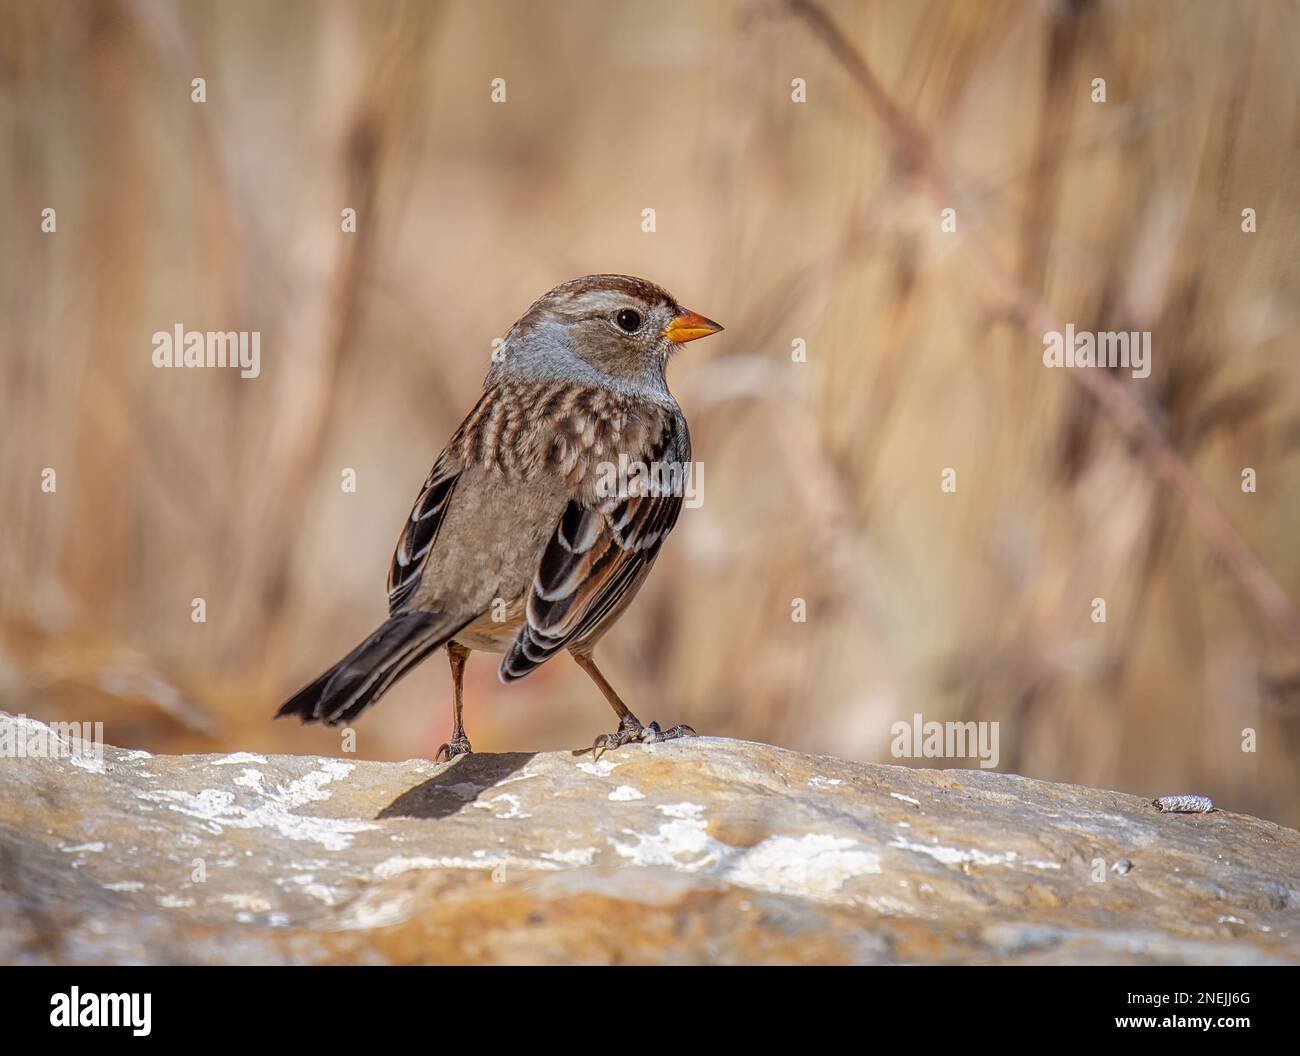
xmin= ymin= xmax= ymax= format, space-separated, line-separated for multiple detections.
xmin=1 ymin=712 xmax=1296 ymax=964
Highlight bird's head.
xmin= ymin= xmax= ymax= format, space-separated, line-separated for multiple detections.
xmin=495 ymin=274 xmax=723 ymax=396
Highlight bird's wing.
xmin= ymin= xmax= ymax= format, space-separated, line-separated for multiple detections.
xmin=387 ymin=450 xmax=461 ymax=613
xmin=500 ymin=417 xmax=686 ymax=680
xmin=387 ymin=380 xmax=526 ymax=615
xmin=386 ymin=380 xmax=535 ymax=614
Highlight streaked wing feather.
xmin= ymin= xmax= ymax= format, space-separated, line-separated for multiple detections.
xmin=387 ymin=452 xmax=459 ymax=613
xmin=501 ymin=489 xmax=682 ymax=681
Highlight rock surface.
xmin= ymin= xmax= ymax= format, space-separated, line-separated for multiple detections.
xmin=1 ymin=713 xmax=1297 ymax=964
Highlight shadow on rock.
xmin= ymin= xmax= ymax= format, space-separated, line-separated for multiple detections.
xmin=377 ymin=752 xmax=537 ymax=821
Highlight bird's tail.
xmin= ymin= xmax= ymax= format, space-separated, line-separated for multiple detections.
xmin=275 ymin=612 xmax=457 ymax=727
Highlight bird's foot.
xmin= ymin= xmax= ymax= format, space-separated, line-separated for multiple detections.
xmin=586 ymin=716 xmax=697 ymax=760
xmin=435 ymin=735 xmax=472 ymax=763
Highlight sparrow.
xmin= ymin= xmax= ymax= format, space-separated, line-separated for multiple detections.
xmin=276 ymin=274 xmax=722 ymax=759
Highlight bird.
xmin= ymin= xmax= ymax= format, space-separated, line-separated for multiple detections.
xmin=276 ymin=274 xmax=722 ymax=760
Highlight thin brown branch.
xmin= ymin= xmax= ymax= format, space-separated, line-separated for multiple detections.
xmin=787 ymin=0 xmax=1300 ymax=651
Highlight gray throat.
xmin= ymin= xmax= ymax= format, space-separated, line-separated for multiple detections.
xmin=488 ymin=327 xmax=678 ymax=409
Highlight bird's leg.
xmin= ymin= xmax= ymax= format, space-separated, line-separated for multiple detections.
xmin=571 ymin=652 xmax=696 ymax=759
xmin=436 ymin=642 xmax=473 ymax=762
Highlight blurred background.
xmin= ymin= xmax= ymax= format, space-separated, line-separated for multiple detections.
xmin=3 ymin=0 xmax=1299 ymax=825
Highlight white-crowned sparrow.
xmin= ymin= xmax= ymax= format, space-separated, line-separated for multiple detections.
xmin=277 ymin=274 xmax=722 ymax=759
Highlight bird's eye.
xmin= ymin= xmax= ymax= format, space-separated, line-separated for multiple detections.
xmin=614 ymin=308 xmax=643 ymax=333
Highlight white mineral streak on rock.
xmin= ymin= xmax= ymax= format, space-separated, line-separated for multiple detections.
xmin=722 ymin=834 xmax=882 ymax=900
xmin=540 ymin=847 xmax=598 ymax=866
xmin=492 ymin=763 xmax=545 ymax=787
xmin=218 ymin=893 xmax=272 ymax=912
xmin=889 ymin=835 xmax=1018 ymax=867
xmin=138 ymin=758 xmax=377 ymax=850
xmin=657 ymin=802 xmax=706 ymax=819
xmin=372 ymin=856 xmax=441 ymax=880
xmin=610 ymin=802 xmax=723 ymax=871
xmin=303 ymin=884 xmax=345 ymax=906
xmin=608 ymin=785 xmax=645 ymax=801
xmin=610 ymin=804 xmax=880 ymax=902
xmin=576 ymin=758 xmax=621 ymax=776
xmin=603 ymin=806 xmax=878 ymax=905
xmin=471 ymin=792 xmax=531 ymax=819
xmin=339 ymin=891 xmax=415 ymax=930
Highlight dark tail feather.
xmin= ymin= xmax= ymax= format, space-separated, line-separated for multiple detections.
xmin=276 ymin=612 xmax=454 ymax=727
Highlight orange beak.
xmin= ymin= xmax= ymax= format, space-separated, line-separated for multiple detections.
xmin=664 ymin=309 xmax=724 ymax=343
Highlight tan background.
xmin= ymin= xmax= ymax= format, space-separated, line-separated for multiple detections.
xmin=3 ymin=0 xmax=1299 ymax=824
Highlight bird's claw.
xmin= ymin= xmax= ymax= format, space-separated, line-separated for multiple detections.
xmin=641 ymin=720 xmax=696 ymax=743
xmin=587 ymin=718 xmax=697 ymax=760
xmin=435 ymin=735 xmax=472 ymax=763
